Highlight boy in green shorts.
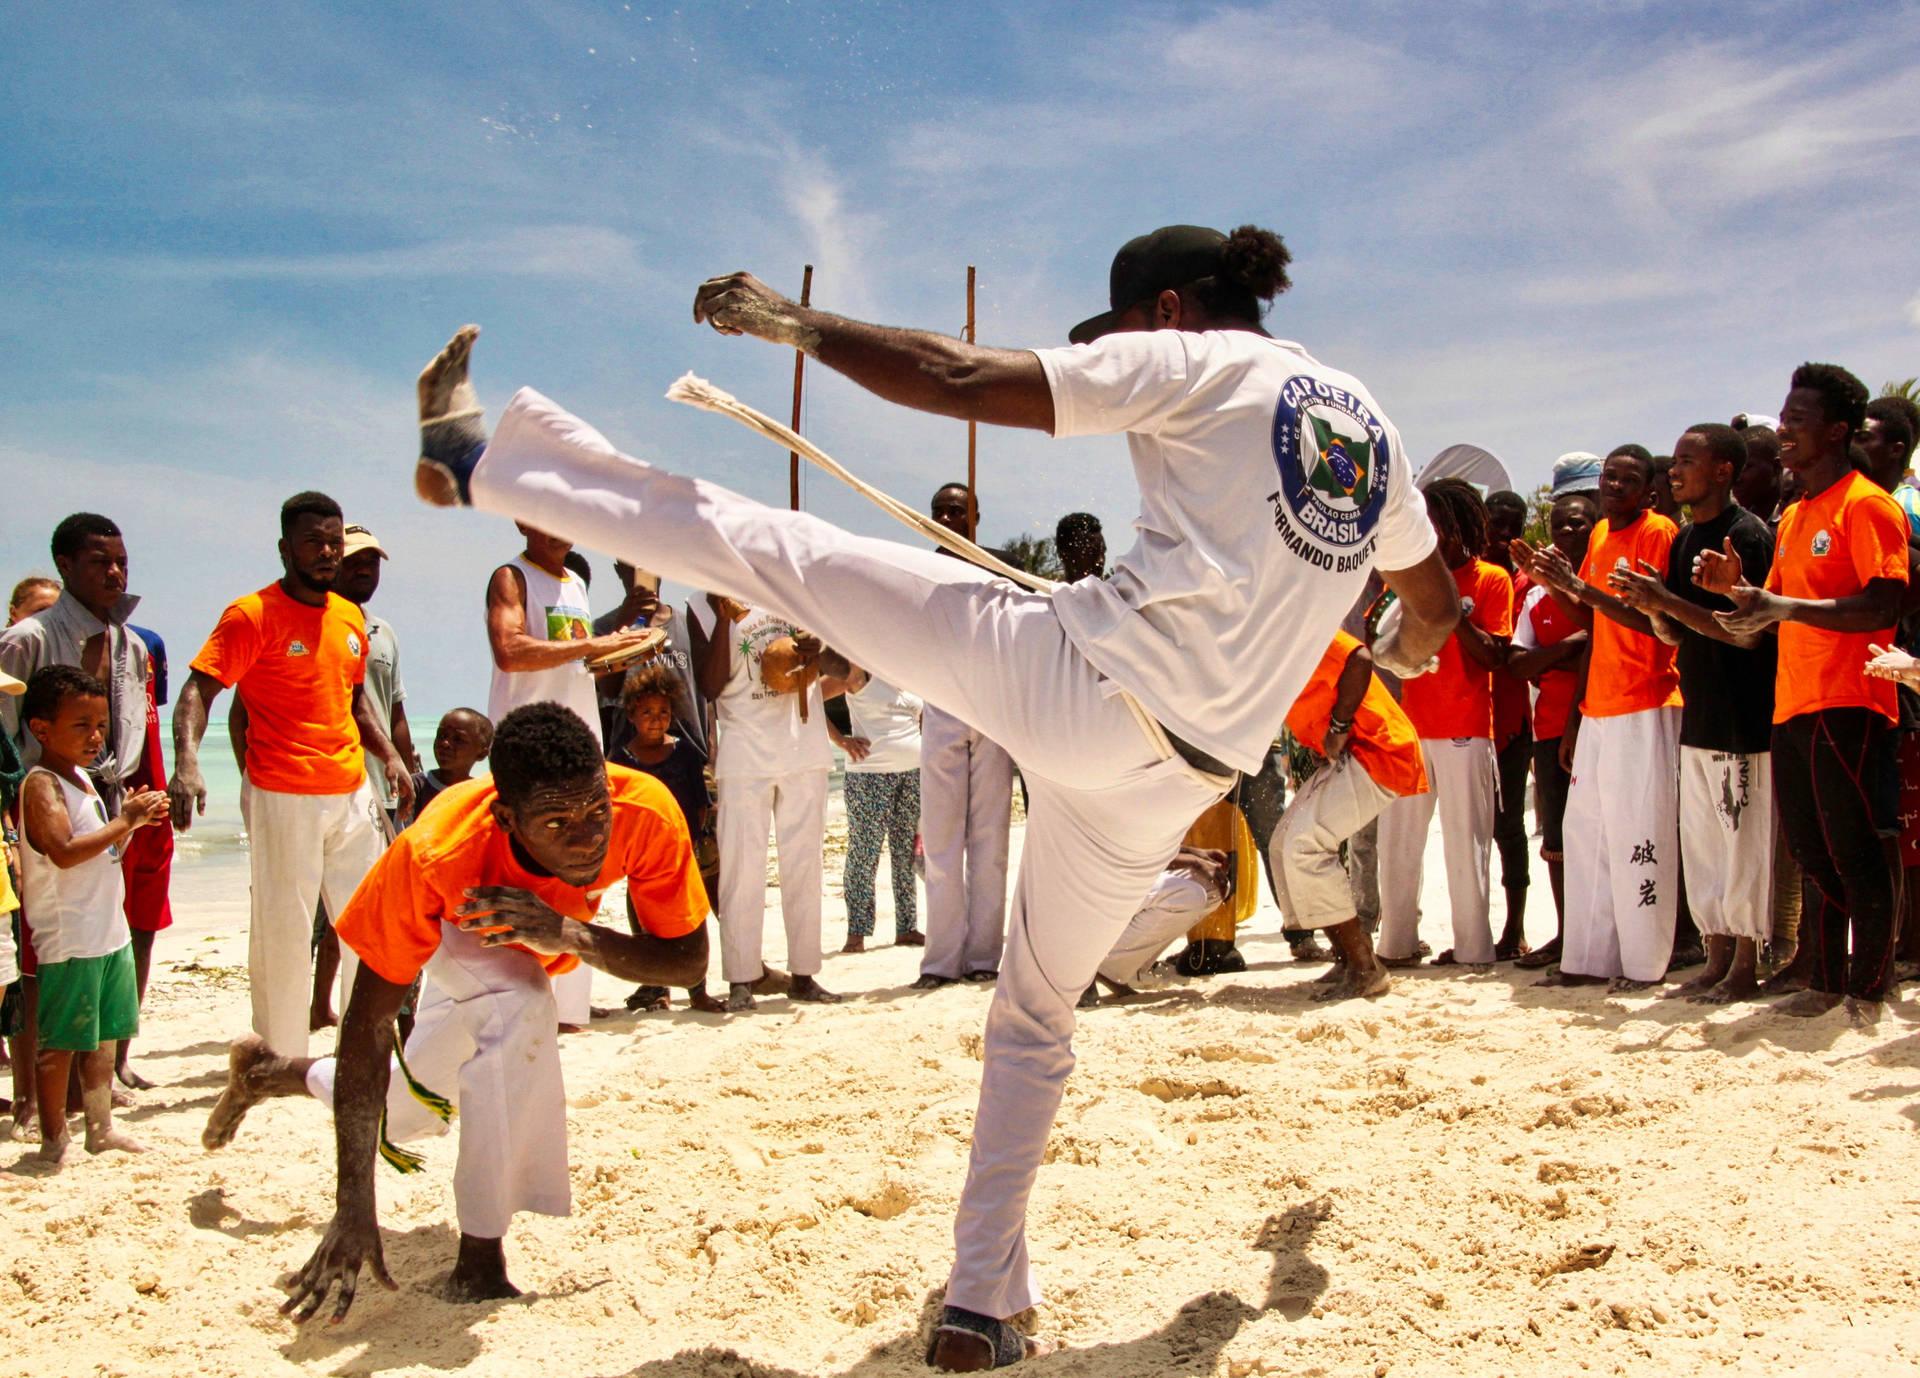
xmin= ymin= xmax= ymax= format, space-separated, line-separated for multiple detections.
xmin=17 ymin=665 xmax=168 ymax=1166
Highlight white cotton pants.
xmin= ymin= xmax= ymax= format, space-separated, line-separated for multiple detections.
xmin=919 ymin=704 xmax=1014 ymax=979
xmin=1376 ymin=738 xmax=1496 ymax=963
xmin=1098 ymin=866 xmax=1222 ymax=987
xmin=247 ymin=781 xmax=383 ymax=1056
xmin=470 ymin=387 xmax=1230 ymax=1318
xmin=716 ymin=770 xmax=828 ymax=983
xmin=308 ymin=918 xmax=568 ymax=1240
xmin=1679 ymin=747 xmax=1774 ymax=942
xmin=551 ymin=963 xmax=593 ymax=1025
xmin=1561 ymin=707 xmax=1681 ymax=981
xmin=1270 ymin=758 xmax=1401 ymax=930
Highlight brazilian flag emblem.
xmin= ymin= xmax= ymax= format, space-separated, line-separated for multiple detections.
xmin=1306 ymin=413 xmax=1374 ymax=508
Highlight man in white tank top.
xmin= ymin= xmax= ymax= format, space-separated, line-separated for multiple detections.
xmin=413 ymin=224 xmax=1462 ymax=1366
xmin=484 ymin=524 xmax=655 ymax=1027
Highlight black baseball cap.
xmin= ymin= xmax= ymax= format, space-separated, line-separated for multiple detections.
xmin=1068 ymin=224 xmax=1228 ymax=346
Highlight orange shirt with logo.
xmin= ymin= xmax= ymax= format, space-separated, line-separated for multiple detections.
xmin=1286 ymin=633 xmax=1429 ymax=798
xmin=1765 ymin=470 xmax=1909 ymax=723
xmin=1578 ymin=513 xmax=1682 ymax=718
xmin=1399 ymin=558 xmax=1513 ymax=739
xmin=191 ymin=584 xmax=368 ymax=794
xmin=335 ymin=765 xmax=708 ymax=987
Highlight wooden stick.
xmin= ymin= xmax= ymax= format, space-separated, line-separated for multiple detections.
xmin=667 ymin=373 xmax=1053 ymax=593
xmin=789 ymin=263 xmax=814 ymax=511
xmin=965 ymin=264 xmax=977 ymax=541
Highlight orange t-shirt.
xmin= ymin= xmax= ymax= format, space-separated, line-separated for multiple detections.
xmin=1578 ymin=513 xmax=1682 ymax=718
xmin=335 ymin=765 xmax=708 ymax=987
xmin=1399 ymin=559 xmax=1513 ymax=740
xmin=191 ymin=584 xmax=368 ymax=795
xmin=1286 ymin=633 xmax=1429 ymax=798
xmin=1764 ymin=470 xmax=1909 ymax=723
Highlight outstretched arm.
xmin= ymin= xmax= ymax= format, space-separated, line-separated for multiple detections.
xmin=283 ymin=963 xmax=411 ymax=1324
xmin=1375 ymin=550 xmax=1462 ymax=678
xmin=694 ymin=272 xmax=1055 ymax=432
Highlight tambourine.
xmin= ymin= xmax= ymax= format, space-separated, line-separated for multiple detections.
xmin=586 ymin=625 xmax=669 ymax=672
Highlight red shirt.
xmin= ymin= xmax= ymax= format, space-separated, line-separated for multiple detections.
xmin=1516 ymin=586 xmax=1583 ymax=740
xmin=1493 ymin=570 xmax=1533 ymax=745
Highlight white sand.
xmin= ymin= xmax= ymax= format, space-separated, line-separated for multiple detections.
xmin=4 ymin=819 xmax=1920 ymax=1377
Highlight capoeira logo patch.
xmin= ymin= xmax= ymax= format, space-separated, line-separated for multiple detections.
xmin=1811 ymin=529 xmax=1832 ymax=557
xmin=346 ymin=632 xmax=363 ymax=658
xmin=1268 ymin=374 xmax=1389 ymax=574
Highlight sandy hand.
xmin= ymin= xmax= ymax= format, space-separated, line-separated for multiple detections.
xmin=455 ymin=886 xmax=572 ymax=956
xmin=283 ymin=1211 xmax=398 ymax=1325
xmin=692 ymin=272 xmax=821 ymax=353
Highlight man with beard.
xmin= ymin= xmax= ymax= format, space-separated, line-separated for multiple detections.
xmin=169 ymin=492 xmax=413 ymax=1056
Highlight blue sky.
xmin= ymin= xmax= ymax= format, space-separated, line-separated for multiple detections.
xmin=4 ymin=1 xmax=1917 ymax=717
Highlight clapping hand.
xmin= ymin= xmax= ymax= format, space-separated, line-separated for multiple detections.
xmin=1865 ymin=643 xmax=1920 ymax=685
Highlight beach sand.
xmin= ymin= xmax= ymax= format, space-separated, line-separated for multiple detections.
xmin=4 ymin=817 xmax=1919 ymax=1378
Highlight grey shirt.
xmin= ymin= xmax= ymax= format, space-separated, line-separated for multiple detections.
xmin=0 ymin=589 xmax=150 ymax=783
xmin=361 ymin=614 xmax=406 ymax=808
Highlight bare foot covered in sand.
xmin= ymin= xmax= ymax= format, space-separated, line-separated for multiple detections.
xmin=1691 ymin=972 xmax=1760 ymax=1005
xmin=1313 ymin=965 xmax=1391 ymax=1002
xmin=203 ymin=1036 xmax=293 ymax=1150
xmin=115 ymin=1059 xmax=156 ymax=1092
xmin=1535 ymin=969 xmax=1606 ymax=988
xmin=444 ymin=1235 xmax=521 ymax=1304
xmin=1846 ymin=996 xmax=1883 ymax=1028
xmin=415 ymin=325 xmax=488 ymax=507
xmin=727 ymin=983 xmax=756 ymax=1012
xmin=85 ymin=1123 xmax=147 ymax=1156
xmin=789 ymin=975 xmax=843 ymax=1004
xmin=686 ymin=987 xmax=727 ymax=1014
xmin=1777 ymin=989 xmax=1844 ymax=1018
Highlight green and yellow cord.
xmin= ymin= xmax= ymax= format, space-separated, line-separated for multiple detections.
xmin=376 ymin=1024 xmax=454 ymax=1174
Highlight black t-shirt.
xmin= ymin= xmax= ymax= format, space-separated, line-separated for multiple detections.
xmin=1664 ymin=505 xmax=1777 ymax=753
xmin=611 ymin=736 xmax=712 ymax=837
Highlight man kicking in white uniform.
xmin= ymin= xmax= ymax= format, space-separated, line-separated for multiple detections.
xmin=202 ymin=703 xmax=708 ymax=1316
xmin=411 ymin=223 xmax=1458 ymax=1368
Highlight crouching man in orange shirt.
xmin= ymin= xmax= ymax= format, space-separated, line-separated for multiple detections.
xmin=201 ymin=702 xmax=709 ymax=1315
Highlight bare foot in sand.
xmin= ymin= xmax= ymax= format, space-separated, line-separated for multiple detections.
xmin=1313 ymin=965 xmax=1391 ymax=1002
xmin=1845 ymin=996 xmax=1883 ymax=1028
xmin=1778 ymin=989 xmax=1843 ymax=1018
xmin=1536 ymin=969 xmax=1606 ymax=988
xmin=203 ymin=1036 xmax=307 ymax=1150
xmin=895 ymin=929 xmax=926 ymax=948
xmin=84 ymin=1123 xmax=147 ymax=1156
xmin=115 ymin=1059 xmax=156 ymax=1093
xmin=686 ymin=987 xmax=727 ymax=1014
xmin=445 ymin=1235 xmax=521 ymax=1303
xmin=842 ymin=935 xmax=866 ymax=954
xmin=35 ymin=1130 xmax=71 ymax=1170
xmin=790 ymin=975 xmax=843 ymax=1004
xmin=1609 ymin=977 xmax=1655 ymax=994
xmin=1691 ymin=971 xmax=1760 ymax=1005
xmin=751 ymin=966 xmax=792 ymax=997
xmin=728 ymin=983 xmax=757 ymax=1012
xmin=415 ymin=325 xmax=488 ymax=507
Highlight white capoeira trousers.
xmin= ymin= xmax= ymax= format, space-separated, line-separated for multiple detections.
xmin=469 ymin=387 xmax=1228 ymax=1317
xmin=715 ymin=770 xmax=829 ymax=983
xmin=1562 ymin=707 xmax=1681 ymax=981
xmin=919 ymin=704 xmax=1014 ymax=979
xmin=308 ymin=919 xmax=569 ymax=1240
xmin=246 ymin=781 xmax=383 ymax=1056
xmin=1097 ymin=865 xmax=1223 ymax=987
xmin=1679 ymin=747 xmax=1773 ymax=942
xmin=550 ymin=963 xmax=592 ymax=1026
xmin=1270 ymin=758 xmax=1402 ymax=930
xmin=1376 ymin=738 xmax=1496 ymax=963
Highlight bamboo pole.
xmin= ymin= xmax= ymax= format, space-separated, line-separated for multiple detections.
xmin=788 ymin=263 xmax=814 ymax=511
xmin=965 ymin=264 xmax=977 ymax=540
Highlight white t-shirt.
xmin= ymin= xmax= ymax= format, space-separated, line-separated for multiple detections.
xmin=1034 ymin=330 xmax=1436 ymax=773
xmin=18 ymin=768 xmax=130 ymax=964
xmin=362 ymin=614 xmax=406 ymax=808
xmin=488 ymin=557 xmax=602 ymax=746
xmin=844 ymin=675 xmax=924 ymax=775
xmin=692 ymin=603 xmax=831 ymax=779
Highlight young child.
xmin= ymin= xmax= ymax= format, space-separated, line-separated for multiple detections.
xmin=409 ymin=707 xmax=493 ymax=823
xmin=16 ymin=665 xmax=168 ymax=1165
xmin=613 ymin=662 xmax=722 ymax=1012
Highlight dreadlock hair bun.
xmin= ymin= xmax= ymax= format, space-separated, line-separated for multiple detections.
xmin=1221 ymin=225 xmax=1292 ymax=301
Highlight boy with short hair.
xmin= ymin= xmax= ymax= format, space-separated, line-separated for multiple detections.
xmin=613 ymin=662 xmax=722 ymax=1012
xmin=410 ymin=708 xmax=494 ymax=823
xmin=16 ymin=665 xmax=168 ymax=1166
